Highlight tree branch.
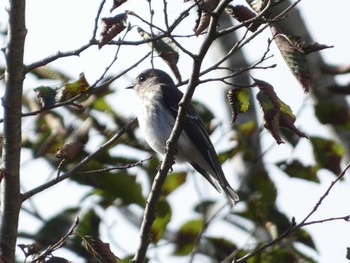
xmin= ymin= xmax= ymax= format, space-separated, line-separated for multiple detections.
xmin=233 ymin=162 xmax=350 ymax=262
xmin=21 ymin=118 xmax=137 ymax=202
xmin=0 ymin=0 xmax=26 ymax=261
xmin=131 ymin=1 xmax=232 ymax=262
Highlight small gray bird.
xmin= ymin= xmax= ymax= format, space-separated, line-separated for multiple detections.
xmin=129 ymin=68 xmax=239 ymax=206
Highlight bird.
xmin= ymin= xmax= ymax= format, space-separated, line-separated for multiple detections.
xmin=128 ymin=68 xmax=239 ymax=206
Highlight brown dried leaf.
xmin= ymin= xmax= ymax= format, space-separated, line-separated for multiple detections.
xmin=194 ymin=0 xmax=220 ymax=36
xmin=81 ymin=235 xmax=120 ymax=263
xmin=55 ymin=142 xmax=84 ymax=159
xmin=17 ymin=243 xmax=42 ymax=258
xmin=271 ymin=25 xmax=311 ymax=93
xmin=138 ymin=28 xmax=181 ymax=82
xmin=225 ymin=4 xmax=263 ymax=32
xmin=99 ymin=13 xmax=128 ymax=49
xmin=110 ymin=0 xmax=127 ymax=12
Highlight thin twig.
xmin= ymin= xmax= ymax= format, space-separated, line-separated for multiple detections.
xmin=233 ymin=162 xmax=350 ymax=262
xmin=0 ymin=52 xmax=151 ymax=124
xmin=297 ymin=162 xmax=350 ymax=227
xmin=31 ymin=217 xmax=80 ymax=262
xmin=78 ymin=156 xmax=152 ymax=174
xmin=21 ymin=118 xmax=137 ymax=202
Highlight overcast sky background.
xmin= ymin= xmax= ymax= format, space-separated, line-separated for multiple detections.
xmin=1 ymin=0 xmax=349 ymax=262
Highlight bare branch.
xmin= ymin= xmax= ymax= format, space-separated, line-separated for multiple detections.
xmin=1 ymin=0 xmax=26 ymax=260
xmin=25 ymin=42 xmax=94 ymax=73
xmin=31 ymin=217 xmax=79 ymax=262
xmin=234 ymin=162 xmax=350 ymax=262
xmin=297 ymin=162 xmax=350 ymax=227
xmin=78 ymin=156 xmax=152 ymax=174
xmin=21 ymin=118 xmax=137 ymax=202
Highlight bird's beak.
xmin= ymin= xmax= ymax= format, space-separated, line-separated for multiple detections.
xmin=125 ymin=85 xmax=134 ymax=89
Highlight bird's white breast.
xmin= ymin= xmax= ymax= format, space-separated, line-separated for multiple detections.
xmin=137 ymin=91 xmax=174 ymax=155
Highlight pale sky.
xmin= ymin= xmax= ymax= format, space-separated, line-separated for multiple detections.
xmin=1 ymin=0 xmax=349 ymax=262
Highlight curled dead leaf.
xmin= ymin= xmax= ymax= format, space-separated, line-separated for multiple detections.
xmin=99 ymin=12 xmax=128 ymax=48
xmin=55 ymin=142 xmax=84 ymax=159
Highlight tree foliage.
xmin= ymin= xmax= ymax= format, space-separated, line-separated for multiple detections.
xmin=0 ymin=0 xmax=349 ymax=262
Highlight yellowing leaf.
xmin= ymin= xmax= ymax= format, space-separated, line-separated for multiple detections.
xmin=151 ymin=199 xmax=172 ymax=243
xmin=161 ymin=172 xmax=187 ymax=196
xmin=174 ymin=219 xmax=204 ymax=255
xmin=227 ymin=88 xmax=250 ymax=123
xmin=254 ymin=78 xmax=307 ymax=144
xmin=65 ymin=73 xmax=91 ymax=93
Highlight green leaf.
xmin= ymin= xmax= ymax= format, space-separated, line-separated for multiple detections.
xmin=277 ymin=160 xmax=319 ymax=183
xmin=76 ymin=209 xmax=101 ymax=237
xmin=271 ymin=25 xmax=311 ymax=93
xmin=233 ymin=121 xmax=258 ymax=161
xmin=72 ymin=171 xmax=145 ymax=206
xmin=173 ymin=219 xmax=204 ymax=255
xmin=227 ymin=88 xmax=250 ymax=123
xmin=310 ymin=136 xmax=344 ymax=175
xmin=138 ymin=27 xmax=181 ymax=82
xmin=36 ymin=208 xmax=79 ymax=246
xmin=206 ymin=237 xmax=237 ymax=261
xmin=151 ymin=198 xmax=172 ymax=243
xmin=315 ymin=100 xmax=350 ymax=128
xmin=34 ymin=86 xmax=64 ymax=109
xmin=161 ymin=172 xmax=187 ymax=196
xmin=92 ymin=96 xmax=115 ymax=113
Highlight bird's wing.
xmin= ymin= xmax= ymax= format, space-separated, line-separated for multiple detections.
xmin=162 ymin=86 xmax=224 ymax=181
xmin=163 ymin=85 xmax=239 ymax=205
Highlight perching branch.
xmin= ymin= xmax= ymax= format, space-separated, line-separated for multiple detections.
xmin=131 ymin=1 xmax=233 ymax=262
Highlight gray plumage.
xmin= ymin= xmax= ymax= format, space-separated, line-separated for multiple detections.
xmin=130 ymin=68 xmax=239 ymax=206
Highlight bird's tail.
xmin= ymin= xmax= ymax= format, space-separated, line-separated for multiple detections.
xmin=223 ymin=185 xmax=239 ymax=206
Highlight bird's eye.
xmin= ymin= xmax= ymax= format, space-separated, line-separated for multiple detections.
xmin=139 ymin=74 xmax=147 ymax=82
